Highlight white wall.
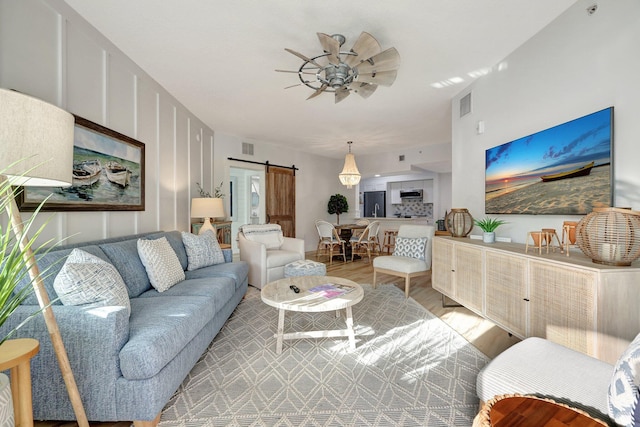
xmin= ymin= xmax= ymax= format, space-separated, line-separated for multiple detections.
xmin=0 ymin=0 xmax=216 ymax=245
xmin=451 ymin=0 xmax=640 ymax=243
xmin=213 ymin=133 xmax=348 ymax=252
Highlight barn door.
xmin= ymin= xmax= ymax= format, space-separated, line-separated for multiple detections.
xmin=266 ymin=165 xmax=295 ymax=237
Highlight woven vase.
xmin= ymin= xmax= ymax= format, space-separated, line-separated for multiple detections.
xmin=445 ymin=208 xmax=473 ymax=238
xmin=576 ymin=207 xmax=640 ymax=266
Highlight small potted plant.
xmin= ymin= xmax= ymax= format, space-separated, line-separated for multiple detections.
xmin=474 ymin=217 xmax=507 ymax=243
xmin=327 ymin=194 xmax=349 ymax=225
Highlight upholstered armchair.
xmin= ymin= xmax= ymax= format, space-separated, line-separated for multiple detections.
xmin=372 ymin=224 xmax=435 ymax=297
xmin=238 ymin=224 xmax=305 ymax=289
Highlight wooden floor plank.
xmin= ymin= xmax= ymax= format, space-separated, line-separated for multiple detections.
xmin=34 ymin=251 xmax=519 ymax=426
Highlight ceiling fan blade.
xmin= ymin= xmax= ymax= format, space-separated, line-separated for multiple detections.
xmin=284 ymin=82 xmax=308 ymax=89
xmin=317 ymin=33 xmax=340 ymax=65
xmin=284 ymin=48 xmax=324 ymax=68
xmin=353 ymin=82 xmax=378 ymax=99
xmin=355 ymin=47 xmax=400 ymax=74
xmin=306 ymin=83 xmax=328 ymax=100
xmin=335 ymin=87 xmax=351 ymax=103
xmin=357 ymin=70 xmax=398 ymax=86
xmin=275 ymin=69 xmax=318 ymax=75
xmin=344 ymin=32 xmax=381 ymax=67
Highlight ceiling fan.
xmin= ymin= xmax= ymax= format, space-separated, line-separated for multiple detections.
xmin=277 ymin=32 xmax=400 ymax=104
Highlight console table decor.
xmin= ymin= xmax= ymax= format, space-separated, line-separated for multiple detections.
xmin=576 ymin=207 xmax=640 ymax=266
xmin=445 ymin=208 xmax=473 ymax=237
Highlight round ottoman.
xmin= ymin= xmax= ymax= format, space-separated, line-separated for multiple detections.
xmin=284 ymin=260 xmax=326 ymax=277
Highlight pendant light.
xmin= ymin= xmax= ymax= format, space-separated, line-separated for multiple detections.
xmin=339 ymin=141 xmax=361 ymax=188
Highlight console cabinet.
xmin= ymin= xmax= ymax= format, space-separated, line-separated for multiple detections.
xmin=432 ymin=237 xmax=640 ymax=364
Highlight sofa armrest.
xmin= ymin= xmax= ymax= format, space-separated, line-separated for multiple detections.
xmin=281 ymin=236 xmax=305 ymax=258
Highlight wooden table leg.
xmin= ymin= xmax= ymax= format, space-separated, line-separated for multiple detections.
xmin=12 ymin=360 xmax=34 ymax=427
xmin=276 ymin=309 xmax=285 ymax=355
xmin=345 ymin=306 xmax=356 ymax=350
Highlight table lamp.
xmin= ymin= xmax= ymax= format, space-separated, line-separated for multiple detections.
xmin=0 ymin=88 xmax=88 ymax=425
xmin=191 ymin=197 xmax=225 ymax=235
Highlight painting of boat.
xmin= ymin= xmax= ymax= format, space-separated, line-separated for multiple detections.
xmin=72 ymin=159 xmax=101 ymax=187
xmin=540 ymin=161 xmax=595 ymax=182
xmin=105 ymin=161 xmax=131 ymax=188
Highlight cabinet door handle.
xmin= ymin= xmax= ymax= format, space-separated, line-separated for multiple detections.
xmin=523 ymin=298 xmax=530 ymax=302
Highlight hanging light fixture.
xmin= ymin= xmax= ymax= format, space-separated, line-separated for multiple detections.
xmin=339 ymin=141 xmax=361 ymax=188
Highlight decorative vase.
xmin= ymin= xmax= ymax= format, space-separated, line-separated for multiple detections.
xmin=0 ymin=373 xmax=13 ymax=427
xmin=483 ymin=232 xmax=495 ymax=243
xmin=576 ymin=207 xmax=640 ymax=266
xmin=445 ymin=208 xmax=473 ymax=238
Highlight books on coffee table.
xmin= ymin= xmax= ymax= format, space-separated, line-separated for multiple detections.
xmin=308 ymin=283 xmax=355 ymax=299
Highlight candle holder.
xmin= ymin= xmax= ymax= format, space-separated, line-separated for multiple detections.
xmin=576 ymin=207 xmax=640 ymax=266
xmin=445 ymin=208 xmax=473 ymax=238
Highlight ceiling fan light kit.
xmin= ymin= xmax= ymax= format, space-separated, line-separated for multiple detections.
xmin=279 ymin=32 xmax=400 ymax=103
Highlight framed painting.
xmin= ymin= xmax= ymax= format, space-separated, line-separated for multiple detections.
xmin=17 ymin=115 xmax=145 ymax=211
xmin=485 ymin=107 xmax=613 ymax=215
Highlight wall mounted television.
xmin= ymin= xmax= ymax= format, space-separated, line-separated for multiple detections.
xmin=485 ymin=107 xmax=613 ymax=215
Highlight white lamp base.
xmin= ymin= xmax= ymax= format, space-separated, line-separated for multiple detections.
xmin=199 ymin=218 xmax=215 ymax=235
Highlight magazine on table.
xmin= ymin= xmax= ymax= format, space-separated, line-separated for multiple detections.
xmin=308 ymin=283 xmax=355 ymax=299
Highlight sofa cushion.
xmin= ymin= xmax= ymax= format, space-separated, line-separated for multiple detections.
xmin=184 ymin=261 xmax=249 ymax=290
xmin=608 ymin=332 xmax=640 ymax=426
xmin=393 ymin=236 xmax=427 ymax=260
xmin=137 ymin=237 xmax=185 ymax=292
xmin=265 ymin=249 xmax=304 ymax=268
xmin=53 ymin=249 xmax=131 ymax=316
xmin=13 ymin=244 xmax=109 ymax=305
xmin=181 ymin=230 xmax=225 ymax=270
xmin=241 ymin=224 xmax=284 ymax=249
xmin=120 ymin=294 xmax=218 ymax=380
xmin=100 ymin=239 xmax=153 ymax=298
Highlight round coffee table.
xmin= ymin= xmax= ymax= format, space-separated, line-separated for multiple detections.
xmin=261 ymin=275 xmax=364 ymax=354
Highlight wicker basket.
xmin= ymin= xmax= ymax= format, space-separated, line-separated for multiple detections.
xmin=576 ymin=207 xmax=640 ymax=266
xmin=445 ymin=208 xmax=473 ymax=238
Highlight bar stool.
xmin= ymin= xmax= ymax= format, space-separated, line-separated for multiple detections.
xmin=0 ymin=338 xmax=39 ymax=427
xmin=382 ymin=229 xmax=398 ymax=254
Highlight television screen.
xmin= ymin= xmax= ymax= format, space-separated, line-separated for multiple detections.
xmin=485 ymin=107 xmax=613 ymax=215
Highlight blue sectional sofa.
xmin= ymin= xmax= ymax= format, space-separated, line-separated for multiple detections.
xmin=1 ymin=230 xmax=248 ymax=426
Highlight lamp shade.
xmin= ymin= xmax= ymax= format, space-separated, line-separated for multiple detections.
xmin=191 ymin=197 xmax=225 ymax=219
xmin=339 ymin=141 xmax=361 ymax=189
xmin=0 ymin=88 xmax=74 ymax=187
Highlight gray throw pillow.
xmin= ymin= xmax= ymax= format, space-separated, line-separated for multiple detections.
xmin=393 ymin=236 xmax=427 ymax=260
xmin=53 ymin=248 xmax=131 ymax=316
xmin=137 ymin=236 xmax=185 ymax=292
xmin=181 ymin=230 xmax=225 ymax=271
xmin=608 ymin=332 xmax=640 ymax=426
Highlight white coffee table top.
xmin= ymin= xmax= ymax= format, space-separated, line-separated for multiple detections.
xmin=261 ymin=275 xmax=363 ymax=312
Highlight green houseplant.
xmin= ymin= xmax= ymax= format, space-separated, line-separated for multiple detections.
xmin=474 ymin=217 xmax=507 ymax=243
xmin=327 ymin=194 xmax=349 ymax=225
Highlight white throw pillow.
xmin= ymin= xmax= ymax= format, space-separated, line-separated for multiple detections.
xmin=53 ymin=249 xmax=130 ymax=316
xmin=181 ymin=230 xmax=225 ymax=271
xmin=137 ymin=237 xmax=185 ymax=292
xmin=393 ymin=236 xmax=427 ymax=260
xmin=241 ymin=224 xmax=284 ymax=249
xmin=608 ymin=332 xmax=640 ymax=426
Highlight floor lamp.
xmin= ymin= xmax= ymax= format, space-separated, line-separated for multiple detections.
xmin=0 ymin=88 xmax=89 ymax=426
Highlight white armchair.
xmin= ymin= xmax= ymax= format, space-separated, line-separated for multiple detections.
xmin=372 ymin=224 xmax=435 ymax=298
xmin=238 ymin=224 xmax=305 ymax=289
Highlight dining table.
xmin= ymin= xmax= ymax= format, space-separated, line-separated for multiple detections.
xmin=333 ymin=223 xmax=367 ymax=259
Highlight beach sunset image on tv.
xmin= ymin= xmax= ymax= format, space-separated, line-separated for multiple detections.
xmin=485 ymin=107 xmax=613 ymax=215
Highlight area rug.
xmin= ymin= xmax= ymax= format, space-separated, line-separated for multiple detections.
xmin=159 ymin=284 xmax=489 ymax=426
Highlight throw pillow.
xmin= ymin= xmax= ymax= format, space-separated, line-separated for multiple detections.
xmin=608 ymin=332 xmax=640 ymax=426
xmin=137 ymin=236 xmax=185 ymax=292
xmin=240 ymin=224 xmax=284 ymax=249
xmin=53 ymin=249 xmax=131 ymax=316
xmin=393 ymin=236 xmax=427 ymax=260
xmin=181 ymin=230 xmax=225 ymax=271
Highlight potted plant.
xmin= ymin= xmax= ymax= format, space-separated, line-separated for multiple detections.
xmin=327 ymin=194 xmax=349 ymax=225
xmin=474 ymin=217 xmax=507 ymax=243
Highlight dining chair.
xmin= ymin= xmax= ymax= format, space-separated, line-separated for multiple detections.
xmin=350 ymin=220 xmax=380 ymax=262
xmin=315 ymin=220 xmax=346 ymax=264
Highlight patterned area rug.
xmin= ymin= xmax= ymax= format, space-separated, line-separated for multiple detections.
xmin=159 ymin=284 xmax=489 ymax=426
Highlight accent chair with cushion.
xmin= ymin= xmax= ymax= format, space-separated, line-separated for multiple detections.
xmin=476 ymin=333 xmax=640 ymax=426
xmin=372 ymin=224 xmax=435 ymax=298
xmin=238 ymin=224 xmax=305 ymax=289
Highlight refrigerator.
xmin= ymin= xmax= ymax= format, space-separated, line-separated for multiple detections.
xmin=363 ymin=191 xmax=386 ymax=218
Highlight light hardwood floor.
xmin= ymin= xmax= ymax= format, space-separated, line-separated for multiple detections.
xmin=35 ymin=251 xmax=520 ymax=427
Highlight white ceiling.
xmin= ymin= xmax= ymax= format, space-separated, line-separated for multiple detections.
xmin=63 ymin=0 xmax=577 ymax=164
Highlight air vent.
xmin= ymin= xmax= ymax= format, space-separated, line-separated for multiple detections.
xmin=242 ymin=142 xmax=254 ymax=155
xmin=399 ymin=155 xmax=405 ymax=162
xmin=460 ymin=92 xmax=472 ymax=117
